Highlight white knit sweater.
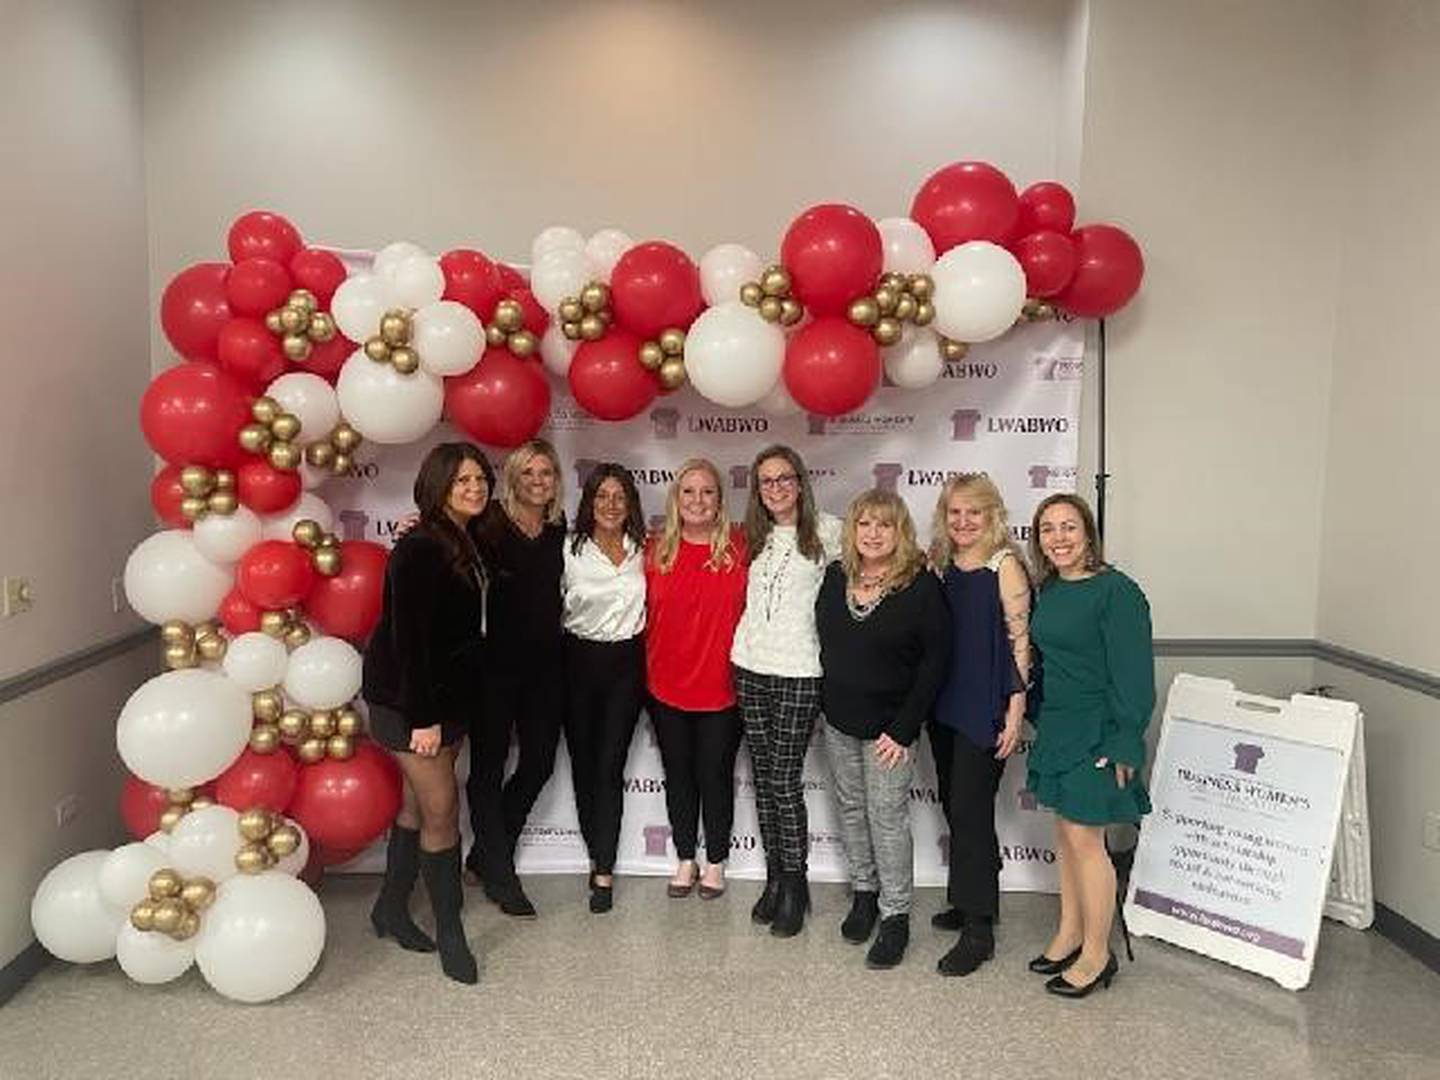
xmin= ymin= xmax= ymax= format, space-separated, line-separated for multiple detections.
xmin=730 ymin=514 xmax=842 ymax=677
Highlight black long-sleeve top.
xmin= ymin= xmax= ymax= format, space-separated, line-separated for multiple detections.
xmin=815 ymin=564 xmax=951 ymax=746
xmin=471 ymin=504 xmax=565 ymax=671
xmin=362 ymin=529 xmax=485 ymax=733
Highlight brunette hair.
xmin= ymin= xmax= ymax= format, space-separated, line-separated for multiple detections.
xmin=571 ymin=463 xmax=647 ymax=555
xmin=1029 ymin=492 xmax=1105 ymax=588
xmin=412 ymin=441 xmax=493 ymax=577
xmin=743 ymin=444 xmax=824 ymax=563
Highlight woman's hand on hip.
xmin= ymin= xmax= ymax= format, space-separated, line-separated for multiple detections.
xmin=874 ymin=733 xmax=909 ymax=770
xmin=1094 ymin=756 xmax=1134 ymax=787
xmin=410 ymin=724 xmax=442 ymax=757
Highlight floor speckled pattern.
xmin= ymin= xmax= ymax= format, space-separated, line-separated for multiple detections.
xmin=2 ymin=876 xmax=1436 ymax=1079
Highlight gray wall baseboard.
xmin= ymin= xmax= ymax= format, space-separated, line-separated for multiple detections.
xmin=0 ymin=628 xmax=152 ymax=707
xmin=1373 ymin=904 xmax=1440 ymax=977
xmin=1155 ymin=637 xmax=1440 ymax=700
xmin=0 ymin=940 xmax=50 ymax=1008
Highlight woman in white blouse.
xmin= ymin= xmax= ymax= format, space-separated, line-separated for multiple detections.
xmin=561 ymin=463 xmax=648 ymax=913
xmin=731 ymin=445 xmax=842 ymax=937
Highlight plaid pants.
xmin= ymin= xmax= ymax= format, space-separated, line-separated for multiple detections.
xmin=735 ymin=667 xmax=822 ymax=873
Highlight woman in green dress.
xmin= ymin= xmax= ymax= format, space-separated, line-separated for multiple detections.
xmin=1026 ymin=493 xmax=1154 ymax=997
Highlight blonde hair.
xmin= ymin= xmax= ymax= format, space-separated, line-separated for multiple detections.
xmin=929 ymin=472 xmax=1016 ymax=569
xmin=652 ymin=458 xmax=736 ymax=574
xmin=501 ymin=438 xmax=564 ymax=525
xmin=841 ymin=489 xmax=925 ymax=589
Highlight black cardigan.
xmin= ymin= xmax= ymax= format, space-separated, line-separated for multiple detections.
xmin=362 ymin=529 xmax=485 ymax=732
xmin=815 ymin=564 xmax=951 ymax=746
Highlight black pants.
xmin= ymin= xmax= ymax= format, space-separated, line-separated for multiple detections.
xmin=563 ymin=633 xmax=644 ymax=875
xmin=649 ymin=699 xmax=741 ymax=864
xmin=466 ymin=654 xmax=564 ymax=883
xmin=945 ymin=729 xmax=1007 ymax=918
xmin=735 ymin=668 xmax=821 ymax=874
xmin=928 ymin=722 xmax=955 ymax=821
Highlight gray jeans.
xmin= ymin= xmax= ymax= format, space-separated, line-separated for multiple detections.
xmin=822 ymin=723 xmax=915 ymax=918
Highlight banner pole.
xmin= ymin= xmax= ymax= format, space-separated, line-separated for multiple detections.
xmin=1095 ymin=316 xmax=1109 ymax=541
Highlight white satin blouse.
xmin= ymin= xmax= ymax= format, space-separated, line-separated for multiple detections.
xmin=561 ymin=534 xmax=646 ymax=642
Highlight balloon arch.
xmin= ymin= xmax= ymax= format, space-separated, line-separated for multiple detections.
xmin=30 ymin=160 xmax=1141 ymax=1003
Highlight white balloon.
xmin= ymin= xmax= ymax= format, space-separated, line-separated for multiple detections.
xmin=31 ymin=851 xmax=124 ymax=963
xmin=877 ymin=217 xmax=937 ymax=275
xmin=329 ymin=273 xmax=392 ymax=344
xmin=284 ymin=636 xmax=362 ymax=709
xmin=699 ymin=243 xmax=764 ymax=307
xmin=757 ymin=378 xmax=802 ymax=417
xmin=115 ymin=921 xmax=195 ymax=985
xmin=883 ymin=327 xmax=945 ymax=389
xmin=169 ymin=805 xmax=242 ymax=884
xmin=390 ymin=254 xmax=446 ymax=309
xmin=336 ymin=351 xmax=444 ymax=445
xmin=144 ymin=830 xmax=172 ymax=856
xmin=372 ymin=241 xmax=429 ymax=282
xmin=116 ymin=669 xmax=252 ymax=788
xmin=191 ymin=505 xmax=263 ymax=566
xmin=540 ymin=323 xmax=578 ymax=378
xmin=531 ymin=225 xmax=586 ymax=264
xmin=584 ymin=228 xmax=633 ymax=282
xmin=195 ymin=872 xmax=325 ymax=1004
xmin=529 ymin=247 xmax=594 ymax=314
xmin=265 ymin=372 xmax=340 ymax=444
xmin=123 ymin=530 xmax=232 ymax=625
xmin=274 ymin=818 xmax=311 ymax=877
xmin=261 ymin=492 xmax=335 ymax=542
xmin=298 ymin=460 xmax=331 ymax=491
xmin=683 ymin=302 xmax=786 ymax=408
xmin=222 ymin=632 xmax=289 ymax=692
xmin=930 ymin=241 xmax=1027 ymax=344
xmin=99 ymin=842 xmax=169 ymax=912
xmin=412 ymin=300 xmax=484 ymax=377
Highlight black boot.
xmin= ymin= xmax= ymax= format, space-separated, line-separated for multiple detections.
xmin=865 ymin=914 xmax=910 ymax=969
xmin=751 ymin=860 xmax=782 ymax=925
xmin=370 ymin=827 xmax=436 ymax=952
xmin=840 ymin=890 xmax=880 ymax=944
xmin=930 ymin=907 xmax=963 ymax=931
xmin=770 ymin=870 xmax=809 ymax=938
xmin=418 ymin=845 xmax=478 ymax=985
xmin=937 ymin=915 xmax=995 ymax=977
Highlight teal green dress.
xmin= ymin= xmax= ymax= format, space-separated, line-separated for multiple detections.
xmin=1027 ymin=568 xmax=1154 ymax=825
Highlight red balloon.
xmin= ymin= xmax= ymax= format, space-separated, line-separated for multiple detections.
xmin=1016 ymin=182 xmax=1076 ymax=238
xmin=610 ymin=242 xmax=704 ymax=339
xmin=783 ymin=317 xmax=881 ymax=417
xmin=509 ymin=287 xmax=550 ymax=337
xmin=288 ymin=248 xmax=348 ymax=305
xmin=227 ymin=211 xmax=303 ymax=265
xmin=219 ymin=587 xmax=263 ymax=634
xmin=569 ymin=330 xmax=659 ymax=421
xmin=217 ymin=318 xmax=287 ymax=389
xmin=1012 ymin=230 xmax=1078 ymax=298
xmin=780 ymin=204 xmax=883 ymax=317
xmin=496 ymin=263 xmax=528 ymax=292
xmin=160 ymin=263 xmax=232 ymax=361
xmin=140 ymin=362 xmax=251 ymax=468
xmin=445 ymin=347 xmax=552 ymax=448
xmin=150 ymin=464 xmax=189 ymax=528
xmin=120 ymin=775 xmax=214 ymax=839
xmin=304 ymin=541 xmax=389 ymax=642
xmin=911 ymin=161 xmax=1020 ymax=253
xmin=215 ymin=748 xmax=300 ymax=814
xmin=237 ymin=539 xmax=317 ymax=609
xmin=294 ymin=332 xmax=353 ymax=383
xmin=287 ymin=740 xmax=402 ymax=851
xmin=236 ymin=458 xmax=302 ymax=515
xmin=225 ymin=258 xmax=293 ymax=317
xmin=440 ymin=249 xmax=504 ymax=318
xmin=1054 ymin=224 xmax=1145 ymax=318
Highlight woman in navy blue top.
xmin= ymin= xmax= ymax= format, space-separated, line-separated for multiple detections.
xmin=927 ymin=473 xmax=1032 ymax=977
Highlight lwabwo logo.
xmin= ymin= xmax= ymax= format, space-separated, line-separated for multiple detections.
xmin=1017 ymin=789 xmax=1039 ymax=811
xmin=872 ymin=463 xmax=903 ymax=493
xmin=574 ymin=458 xmax=601 ymax=489
xmin=650 ymin=407 xmax=681 ymax=439
xmin=642 ymin=824 xmax=673 ymax=857
xmin=807 ymin=414 xmax=829 ymax=436
xmin=1028 ymin=464 xmax=1078 ymax=490
xmin=1032 ymin=354 xmax=1084 ymax=381
xmin=951 ymin=409 xmax=982 ymax=441
xmin=1232 ymin=743 xmax=1265 ymax=775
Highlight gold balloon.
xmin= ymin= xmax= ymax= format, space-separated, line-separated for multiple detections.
xmin=265 ymin=310 xmax=284 ymax=335
xmin=327 ymin=734 xmax=355 ymax=760
xmin=561 ymin=321 xmax=581 ymax=341
xmin=252 ymin=689 xmax=283 ymax=721
xmin=235 ymin=844 xmax=270 ymax=875
xmin=270 ymin=413 xmax=302 ymax=442
xmin=291 ymin=519 xmax=323 ymax=548
xmin=940 ymin=337 xmax=969 ymax=361
xmin=485 ymin=324 xmax=508 ymax=347
xmin=1032 ymin=302 xmax=1056 ymax=321
xmin=178 ymin=465 xmax=214 ymax=497
xmin=760 ymin=267 xmax=791 ymax=297
xmin=158 ymin=806 xmax=185 ymax=832
xmin=331 ymin=424 xmax=360 ymax=453
xmin=279 ymin=306 xmax=307 ymax=335
xmin=580 ymin=283 xmax=609 ymax=313
xmin=657 ymin=358 xmax=687 ymax=391
xmin=308 ymin=312 xmax=336 ymax=342
xmin=913 ymin=301 xmax=935 ymax=326
xmin=493 ymin=300 xmax=523 ymax=332
xmin=874 ymin=287 xmax=898 ymax=315
xmin=297 ymin=737 xmax=327 ymax=764
xmin=379 ymin=311 xmax=410 ymax=347
xmin=260 ymin=610 xmax=289 ymax=637
xmin=167 ymin=787 xmax=195 ymax=804
xmin=164 ymin=642 xmax=197 ymax=669
xmin=893 ymin=293 xmax=917 ymax=322
xmin=148 ymin=868 xmax=183 ymax=900
xmin=309 ymin=711 xmax=336 ymax=738
xmin=872 ymin=318 xmax=903 ymax=347
xmin=179 ymin=877 xmax=216 ymax=911
xmin=848 ymin=298 xmax=880 ymax=327
xmin=331 ymin=453 xmax=353 ymax=476
xmin=190 ymin=795 xmax=214 ymax=810
xmin=758 ymin=297 xmax=783 ymax=322
xmin=238 ymin=807 xmax=274 ymax=842
xmin=509 ymin=331 xmax=538 ymax=357
xmin=249 ymin=724 xmax=281 ymax=754
xmin=130 ymin=900 xmax=157 ymax=932
xmin=364 ymin=336 xmax=392 ymax=363
xmin=282 ymin=334 xmax=312 ymax=361
xmin=390 ymin=346 xmax=420 ymax=375
xmin=779 ymin=298 xmax=804 ymax=326
xmin=638 ymin=341 xmax=664 ymax=371
xmin=252 ymin=397 xmax=280 ymax=425
xmin=213 ymin=469 xmax=236 ymax=492
xmin=267 ymin=441 xmax=302 ymax=471
xmin=284 ymin=623 xmax=312 ymax=650
xmin=171 ymin=910 xmax=202 ymax=942
xmin=313 ymin=547 xmax=342 ymax=577
xmin=178 ymin=495 xmax=206 ymax=521
xmin=738 ymin=282 xmax=763 ymax=307
xmin=335 ymin=707 xmax=361 ymax=737
xmin=160 ymin=620 xmax=192 ymax=646
xmin=658 ymin=329 xmax=686 ymax=357
xmin=195 ymin=633 xmax=227 ymax=662
xmin=238 ymin=424 xmax=271 ymax=454
xmin=207 ymin=489 xmax=238 ymax=515
xmin=908 ymin=274 xmax=934 ymax=301
xmin=278 ymin=710 xmax=308 ymax=741
xmin=150 ymin=898 xmax=185 ymax=935
xmin=579 ymin=314 xmax=605 ymax=341
xmin=880 ymin=272 xmax=906 ymax=293
xmin=267 ymin=824 xmax=302 ymax=857
xmin=558 ymin=298 xmax=583 ymax=323
xmin=289 ymin=289 xmax=317 ymax=313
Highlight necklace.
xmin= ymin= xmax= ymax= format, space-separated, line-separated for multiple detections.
xmin=846 ymin=580 xmax=889 ymax=621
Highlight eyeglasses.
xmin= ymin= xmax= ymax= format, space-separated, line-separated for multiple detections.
xmin=758 ymin=474 xmax=799 ymax=491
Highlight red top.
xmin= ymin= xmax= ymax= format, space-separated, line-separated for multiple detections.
xmin=645 ymin=530 xmax=748 ymax=710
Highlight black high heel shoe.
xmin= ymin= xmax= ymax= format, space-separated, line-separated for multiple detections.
xmin=588 ymin=872 xmax=614 ymax=914
xmin=1045 ymin=952 xmax=1118 ymax=998
xmin=1027 ymin=945 xmax=1081 ymax=975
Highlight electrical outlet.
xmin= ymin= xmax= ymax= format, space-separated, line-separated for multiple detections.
xmin=111 ymin=577 xmax=125 ymax=614
xmin=1424 ymin=811 xmax=1440 ymax=853
xmin=2 ymin=576 xmax=34 ymax=617
xmin=55 ymin=794 xmax=80 ymax=828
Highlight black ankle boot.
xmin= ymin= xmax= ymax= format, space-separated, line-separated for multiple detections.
xmin=865 ymin=914 xmax=910 ymax=969
xmin=770 ymin=870 xmax=809 ymax=938
xmin=937 ymin=916 xmax=995 ymax=977
xmin=370 ymin=827 xmax=436 ymax=953
xmin=419 ymin=845 xmax=478 ymax=985
xmin=840 ymin=890 xmax=880 ymax=944
xmin=751 ymin=861 xmax=782 ymax=924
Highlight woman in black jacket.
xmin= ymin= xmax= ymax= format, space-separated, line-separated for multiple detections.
xmin=362 ymin=442 xmax=492 ymax=985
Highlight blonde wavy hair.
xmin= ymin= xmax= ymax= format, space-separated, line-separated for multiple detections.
xmin=841 ymin=489 xmax=925 ymax=588
xmin=928 ymin=472 xmax=1017 ymax=569
xmin=651 ymin=458 xmax=737 ymax=574
xmin=500 ymin=438 xmax=565 ymax=525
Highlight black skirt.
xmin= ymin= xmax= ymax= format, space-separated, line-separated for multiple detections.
xmin=367 ymin=701 xmax=467 ymax=754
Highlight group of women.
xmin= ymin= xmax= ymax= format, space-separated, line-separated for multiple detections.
xmin=360 ymin=439 xmax=1154 ymax=998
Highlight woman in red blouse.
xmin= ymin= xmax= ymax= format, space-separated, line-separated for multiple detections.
xmin=645 ymin=458 xmax=748 ymax=900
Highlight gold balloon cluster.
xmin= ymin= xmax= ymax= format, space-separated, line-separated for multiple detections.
xmin=485 ymin=299 xmax=539 ymax=358
xmin=157 ymin=786 xmax=216 ymax=834
xmin=161 ymin=619 xmax=227 ymax=670
xmin=259 ymin=608 xmax=311 ymax=650
xmin=939 ymin=337 xmax=970 ymax=361
xmin=364 ymin=308 xmax=423 ymax=374
xmin=236 ymin=806 xmax=303 ymax=873
xmin=239 ymin=396 xmax=305 ymax=470
xmin=303 ymin=421 xmax=362 ymax=477
xmin=265 ymin=289 xmax=337 ymax=363
xmin=292 ymin=519 xmax=342 ymax=577
xmin=129 ymin=868 xmax=215 ymax=941
xmin=1019 ymin=298 xmax=1059 ymax=323
xmin=846 ymin=272 xmax=936 ymax=347
xmin=177 ymin=465 xmax=238 ymax=521
xmin=276 ymin=702 xmax=362 ymax=764
xmin=738 ymin=266 xmax=805 ymax=327
xmin=249 ymin=688 xmax=286 ymax=754
xmin=557 ymin=283 xmax=614 ymax=343
xmin=638 ymin=329 xmax=689 ymax=392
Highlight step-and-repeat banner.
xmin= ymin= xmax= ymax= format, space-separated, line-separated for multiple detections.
xmin=332 ymin=319 xmax=1083 ymax=890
